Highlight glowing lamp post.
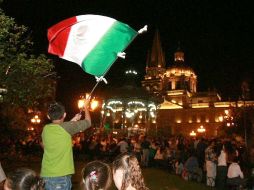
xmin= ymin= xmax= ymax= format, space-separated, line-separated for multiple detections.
xmin=29 ymin=114 xmax=41 ymax=132
xmin=31 ymin=114 xmax=41 ymax=124
xmin=90 ymin=99 xmax=99 ymax=111
xmin=78 ymin=93 xmax=91 ymax=110
xmin=78 ymin=95 xmax=101 ymax=134
xmin=78 ymin=94 xmax=99 ymax=111
xmin=219 ymin=109 xmax=234 ymax=127
xmin=78 ymin=99 xmax=86 ymax=110
xmin=190 ymin=130 xmax=196 ymax=137
xmin=27 ymin=126 xmax=34 ymax=131
xmin=197 ymin=125 xmax=206 ymax=133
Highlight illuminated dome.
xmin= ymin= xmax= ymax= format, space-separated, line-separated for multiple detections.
xmin=165 ymin=49 xmax=197 ymax=93
xmin=165 ymin=64 xmax=196 ymax=78
xmin=166 ymin=48 xmax=196 ymax=78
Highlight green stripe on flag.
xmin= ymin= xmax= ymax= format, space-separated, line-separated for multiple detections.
xmin=81 ymin=21 xmax=137 ymax=76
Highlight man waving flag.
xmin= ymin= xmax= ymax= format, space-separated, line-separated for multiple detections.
xmin=48 ymin=15 xmax=140 ymax=77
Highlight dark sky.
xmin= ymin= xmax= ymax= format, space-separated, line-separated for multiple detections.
xmin=2 ymin=0 xmax=254 ymax=106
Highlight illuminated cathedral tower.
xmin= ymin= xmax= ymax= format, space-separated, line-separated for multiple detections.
xmin=142 ymin=31 xmax=198 ymax=107
xmin=142 ymin=30 xmax=166 ymax=96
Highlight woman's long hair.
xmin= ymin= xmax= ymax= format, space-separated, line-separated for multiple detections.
xmin=112 ymin=153 xmax=149 ymax=190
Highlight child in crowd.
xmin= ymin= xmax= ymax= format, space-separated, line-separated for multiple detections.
xmin=112 ymin=153 xmax=149 ymax=190
xmin=81 ymin=161 xmax=111 ymax=190
xmin=4 ymin=168 xmax=44 ymax=190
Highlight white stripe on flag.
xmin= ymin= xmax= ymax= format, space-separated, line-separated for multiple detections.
xmin=61 ymin=15 xmax=116 ymax=65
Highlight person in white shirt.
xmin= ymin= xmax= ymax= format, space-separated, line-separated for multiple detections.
xmin=154 ymin=146 xmax=165 ymax=168
xmin=216 ymin=143 xmax=227 ymax=190
xmin=205 ymin=141 xmax=217 ymax=187
xmin=227 ymin=156 xmax=245 ymax=187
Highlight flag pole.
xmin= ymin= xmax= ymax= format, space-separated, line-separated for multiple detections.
xmin=88 ymin=79 xmax=101 ymax=98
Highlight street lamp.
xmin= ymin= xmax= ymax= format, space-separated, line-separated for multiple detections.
xmin=29 ymin=114 xmax=41 ymax=132
xmin=90 ymin=98 xmax=99 ymax=111
xmin=31 ymin=114 xmax=41 ymax=124
xmin=78 ymin=94 xmax=99 ymax=111
xmin=219 ymin=109 xmax=234 ymax=127
xmin=197 ymin=125 xmax=206 ymax=133
xmin=79 ymin=94 xmax=101 ymax=132
xmin=190 ymin=130 xmax=197 ymax=137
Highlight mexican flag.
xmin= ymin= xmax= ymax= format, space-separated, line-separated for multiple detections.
xmin=48 ymin=15 xmax=138 ymax=77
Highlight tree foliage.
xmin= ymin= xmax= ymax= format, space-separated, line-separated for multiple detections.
xmin=0 ymin=9 xmax=56 ymax=129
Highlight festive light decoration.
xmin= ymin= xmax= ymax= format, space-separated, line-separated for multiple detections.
xmin=102 ymin=98 xmax=157 ymax=133
xmin=125 ymin=70 xmax=137 ymax=75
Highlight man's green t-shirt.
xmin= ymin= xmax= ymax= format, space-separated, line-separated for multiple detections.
xmin=41 ymin=120 xmax=90 ymax=177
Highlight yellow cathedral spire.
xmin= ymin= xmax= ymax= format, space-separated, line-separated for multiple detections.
xmin=146 ymin=29 xmax=165 ymax=68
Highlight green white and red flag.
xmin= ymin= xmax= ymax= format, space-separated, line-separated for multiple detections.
xmin=48 ymin=15 xmax=138 ymax=77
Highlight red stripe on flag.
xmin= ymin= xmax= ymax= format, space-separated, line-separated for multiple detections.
xmin=48 ymin=16 xmax=77 ymax=57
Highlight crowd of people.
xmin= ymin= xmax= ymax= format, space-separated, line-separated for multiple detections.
xmin=0 ymin=100 xmax=253 ymax=190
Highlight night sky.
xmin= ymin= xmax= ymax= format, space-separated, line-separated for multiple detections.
xmin=2 ymin=0 xmax=254 ymax=112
